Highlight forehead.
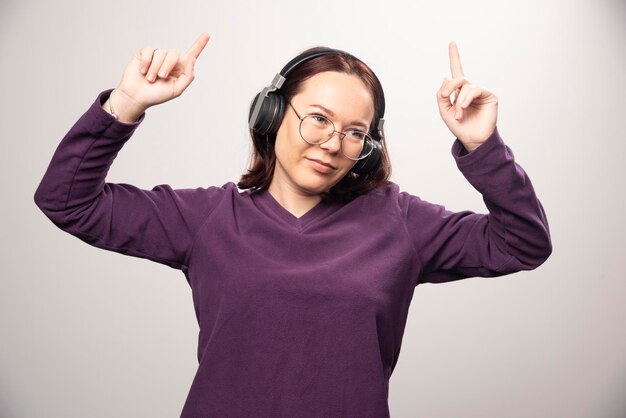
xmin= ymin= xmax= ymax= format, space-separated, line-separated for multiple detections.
xmin=294 ymin=71 xmax=375 ymax=123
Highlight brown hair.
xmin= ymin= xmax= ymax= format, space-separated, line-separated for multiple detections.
xmin=237 ymin=46 xmax=392 ymax=204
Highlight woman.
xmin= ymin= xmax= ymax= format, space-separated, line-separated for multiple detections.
xmin=34 ymin=32 xmax=552 ymax=417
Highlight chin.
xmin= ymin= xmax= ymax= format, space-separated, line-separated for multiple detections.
xmin=299 ymin=181 xmax=332 ymax=195
xmin=297 ymin=175 xmax=338 ymax=195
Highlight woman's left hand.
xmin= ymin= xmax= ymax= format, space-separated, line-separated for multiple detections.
xmin=436 ymin=41 xmax=499 ymax=152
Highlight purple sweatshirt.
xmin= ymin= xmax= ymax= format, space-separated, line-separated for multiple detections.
xmin=34 ymin=88 xmax=552 ymax=417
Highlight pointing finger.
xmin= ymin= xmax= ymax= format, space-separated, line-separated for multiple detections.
xmin=183 ymin=32 xmax=211 ymax=61
xmin=173 ymin=57 xmax=196 ymax=97
xmin=449 ymin=41 xmax=464 ymax=78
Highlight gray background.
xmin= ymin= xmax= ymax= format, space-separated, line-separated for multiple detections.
xmin=2 ymin=0 xmax=625 ymax=416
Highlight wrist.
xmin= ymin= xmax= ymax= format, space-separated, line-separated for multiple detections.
xmin=102 ymin=88 xmax=147 ymax=123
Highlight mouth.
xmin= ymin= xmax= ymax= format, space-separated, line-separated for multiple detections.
xmin=306 ymin=158 xmax=336 ymax=170
xmin=306 ymin=158 xmax=337 ymax=173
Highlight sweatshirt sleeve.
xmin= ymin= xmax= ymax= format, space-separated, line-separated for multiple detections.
xmin=397 ymin=126 xmax=552 ymax=285
xmin=33 ymin=88 xmax=227 ymax=271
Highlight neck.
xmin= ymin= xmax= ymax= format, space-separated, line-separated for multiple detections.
xmin=267 ymin=181 xmax=322 ymax=219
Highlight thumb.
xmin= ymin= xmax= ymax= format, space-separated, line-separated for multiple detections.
xmin=437 ymin=77 xmax=453 ymax=109
xmin=174 ymin=57 xmax=196 ymax=96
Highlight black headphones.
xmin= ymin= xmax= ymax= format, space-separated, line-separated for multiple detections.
xmin=248 ymin=48 xmax=385 ymax=175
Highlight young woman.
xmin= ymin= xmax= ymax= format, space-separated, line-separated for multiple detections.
xmin=34 ymin=32 xmax=552 ymax=417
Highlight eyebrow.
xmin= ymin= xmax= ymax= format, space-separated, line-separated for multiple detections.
xmin=308 ymin=104 xmax=370 ymax=131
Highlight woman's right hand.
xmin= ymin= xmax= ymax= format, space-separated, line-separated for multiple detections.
xmin=114 ymin=32 xmax=210 ymax=113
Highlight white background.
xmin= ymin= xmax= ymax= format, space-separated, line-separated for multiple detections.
xmin=2 ymin=0 xmax=625 ymax=416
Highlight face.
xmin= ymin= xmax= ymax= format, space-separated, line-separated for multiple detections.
xmin=271 ymin=71 xmax=375 ymax=196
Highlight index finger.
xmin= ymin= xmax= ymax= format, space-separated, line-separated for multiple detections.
xmin=448 ymin=41 xmax=464 ymax=78
xmin=183 ymin=32 xmax=211 ymax=61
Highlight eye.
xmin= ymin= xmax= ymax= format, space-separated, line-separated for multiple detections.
xmin=346 ymin=129 xmax=367 ymax=141
xmin=310 ymin=114 xmax=330 ymax=126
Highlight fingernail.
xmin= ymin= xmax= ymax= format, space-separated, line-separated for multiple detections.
xmin=455 ymin=111 xmax=461 ymax=119
xmin=159 ymin=70 xmax=166 ymax=77
xmin=141 ymin=67 xmax=146 ymax=74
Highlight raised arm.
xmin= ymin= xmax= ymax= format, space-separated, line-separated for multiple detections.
xmin=399 ymin=127 xmax=552 ymax=285
xmin=33 ymin=33 xmax=224 ymax=271
xmin=399 ymin=41 xmax=552 ymax=284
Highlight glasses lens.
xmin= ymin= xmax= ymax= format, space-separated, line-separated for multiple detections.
xmin=300 ymin=115 xmax=334 ymax=144
xmin=342 ymin=131 xmax=374 ymax=160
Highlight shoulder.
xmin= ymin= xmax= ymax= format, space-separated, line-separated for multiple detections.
xmin=356 ymin=181 xmax=405 ymax=216
xmin=155 ymin=182 xmax=241 ymax=222
xmin=367 ymin=181 xmax=436 ymax=219
xmin=166 ymin=181 xmax=238 ymax=200
xmin=368 ymin=180 xmax=400 ymax=197
xmin=354 ymin=181 xmax=441 ymax=228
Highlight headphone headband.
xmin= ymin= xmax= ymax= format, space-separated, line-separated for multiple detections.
xmin=260 ymin=49 xmax=340 ymax=94
xmin=284 ymin=48 xmax=385 ymax=122
xmin=249 ymin=48 xmax=385 ymax=134
xmin=280 ymin=49 xmax=341 ymax=78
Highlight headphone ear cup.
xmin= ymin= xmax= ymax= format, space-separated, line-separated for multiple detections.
xmin=265 ymin=94 xmax=285 ymax=135
xmin=350 ymin=139 xmax=382 ymax=175
xmin=249 ymin=92 xmax=263 ymax=131
xmin=249 ymin=91 xmax=286 ymax=136
xmin=249 ymin=91 xmax=270 ymax=134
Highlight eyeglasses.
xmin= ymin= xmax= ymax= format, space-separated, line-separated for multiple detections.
xmin=288 ymin=102 xmax=375 ymax=161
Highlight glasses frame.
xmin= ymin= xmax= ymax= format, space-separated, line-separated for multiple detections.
xmin=287 ymin=102 xmax=374 ymax=161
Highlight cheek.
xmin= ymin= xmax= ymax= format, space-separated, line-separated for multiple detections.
xmin=275 ymin=125 xmax=306 ymax=166
xmin=273 ymin=135 xmax=286 ymax=163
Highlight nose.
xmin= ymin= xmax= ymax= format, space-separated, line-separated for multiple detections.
xmin=319 ymin=131 xmax=342 ymax=154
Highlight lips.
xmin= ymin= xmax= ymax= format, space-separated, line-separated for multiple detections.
xmin=307 ymin=158 xmax=336 ymax=169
